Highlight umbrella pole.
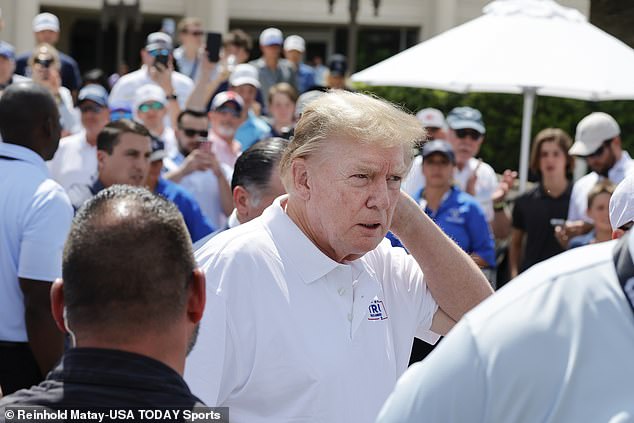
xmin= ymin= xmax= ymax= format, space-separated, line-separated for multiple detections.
xmin=519 ymin=88 xmax=536 ymax=193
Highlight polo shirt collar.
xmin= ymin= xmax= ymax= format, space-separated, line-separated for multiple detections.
xmin=0 ymin=142 xmax=49 ymax=176
xmin=261 ymin=195 xmax=344 ymax=284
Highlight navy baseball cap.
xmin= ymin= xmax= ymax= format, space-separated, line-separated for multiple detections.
xmin=78 ymin=84 xmax=109 ymax=107
xmin=328 ymin=54 xmax=348 ymax=77
xmin=421 ymin=140 xmax=455 ymax=164
xmin=0 ymin=41 xmax=15 ymax=61
xmin=446 ymin=106 xmax=486 ymax=134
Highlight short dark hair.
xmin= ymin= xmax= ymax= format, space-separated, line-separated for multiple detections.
xmin=62 ymin=185 xmax=196 ymax=338
xmin=223 ymin=29 xmax=253 ymax=52
xmin=177 ymin=109 xmax=208 ymax=127
xmin=97 ymin=119 xmax=150 ymax=154
xmin=231 ymin=137 xmax=288 ymax=198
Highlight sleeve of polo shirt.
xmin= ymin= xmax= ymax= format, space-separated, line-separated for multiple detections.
xmin=466 ymin=203 xmax=496 ymax=268
xmin=511 ymin=195 xmax=526 ymax=230
xmin=18 ymin=182 xmax=73 ymax=282
xmin=376 ymin=320 xmax=487 ymax=423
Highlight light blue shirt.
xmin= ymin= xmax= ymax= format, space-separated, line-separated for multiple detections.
xmin=0 ymin=142 xmax=73 ymax=341
xmin=235 ymin=111 xmax=272 ymax=150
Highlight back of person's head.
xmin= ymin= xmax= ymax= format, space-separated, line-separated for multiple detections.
xmin=529 ymin=127 xmax=574 ymax=178
xmin=0 ymin=81 xmax=58 ymax=155
xmin=232 ymin=137 xmax=288 ymax=195
xmin=97 ymin=118 xmax=150 ymax=154
xmin=280 ymin=90 xmax=425 ymax=190
xmin=62 ymin=185 xmax=196 ymax=341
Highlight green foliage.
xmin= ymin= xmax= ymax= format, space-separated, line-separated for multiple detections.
xmin=356 ymin=85 xmax=634 ymax=173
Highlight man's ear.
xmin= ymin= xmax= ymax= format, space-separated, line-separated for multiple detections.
xmin=290 ymin=158 xmax=310 ymax=200
xmin=187 ymin=269 xmax=206 ymax=324
xmin=233 ymin=186 xmax=249 ymax=218
xmin=97 ymin=150 xmax=107 ymax=171
xmin=50 ymin=279 xmax=67 ymax=333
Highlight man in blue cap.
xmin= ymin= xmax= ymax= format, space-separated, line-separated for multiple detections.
xmin=48 ymin=84 xmax=110 ymax=208
xmin=0 ymin=41 xmax=28 ymax=94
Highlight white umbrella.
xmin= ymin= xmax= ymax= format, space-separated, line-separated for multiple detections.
xmin=351 ymin=0 xmax=634 ymax=191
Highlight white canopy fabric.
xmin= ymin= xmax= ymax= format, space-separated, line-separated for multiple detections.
xmin=352 ymin=0 xmax=634 ymax=191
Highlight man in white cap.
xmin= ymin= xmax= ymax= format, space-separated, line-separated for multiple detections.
xmin=377 ymin=179 xmax=634 ymax=423
xmin=109 ymin=32 xmax=193 ymax=118
xmin=566 ymin=112 xmax=634 ymax=228
xmin=230 ymin=63 xmax=271 ymax=150
xmin=133 ymin=84 xmax=178 ymax=157
xmin=15 ymin=12 xmax=81 ymax=97
xmin=249 ymin=27 xmax=297 ymax=105
xmin=283 ymin=35 xmax=315 ymax=93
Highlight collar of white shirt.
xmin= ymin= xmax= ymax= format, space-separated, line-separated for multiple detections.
xmin=0 ymin=142 xmax=48 ymax=175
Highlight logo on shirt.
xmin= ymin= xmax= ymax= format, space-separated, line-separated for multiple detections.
xmin=368 ymin=300 xmax=388 ymax=320
xmin=445 ymin=208 xmax=464 ymax=224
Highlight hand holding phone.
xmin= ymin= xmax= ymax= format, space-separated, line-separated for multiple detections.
xmin=206 ymin=32 xmax=222 ymax=63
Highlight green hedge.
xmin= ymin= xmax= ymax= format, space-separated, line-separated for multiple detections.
xmin=356 ymin=85 xmax=634 ymax=174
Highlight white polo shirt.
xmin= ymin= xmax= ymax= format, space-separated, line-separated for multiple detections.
xmin=109 ymin=66 xmax=194 ymax=114
xmin=568 ymin=151 xmax=634 ymax=223
xmin=402 ymin=156 xmax=497 ymax=221
xmin=163 ymin=153 xmax=233 ymax=229
xmin=377 ymin=237 xmax=634 ymax=423
xmin=0 ymin=143 xmax=73 ymax=342
xmin=47 ymin=130 xmax=98 ymax=208
xmin=185 ymin=196 xmax=439 ymax=423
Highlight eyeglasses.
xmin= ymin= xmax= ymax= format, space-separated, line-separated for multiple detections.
xmin=455 ymin=128 xmax=482 ymax=140
xmin=79 ymin=104 xmax=104 ymax=114
xmin=180 ymin=127 xmax=209 ymax=138
xmin=181 ymin=29 xmax=204 ymax=37
xmin=585 ymin=138 xmax=613 ymax=159
xmin=34 ymin=57 xmax=53 ymax=68
xmin=138 ymin=101 xmax=165 ymax=113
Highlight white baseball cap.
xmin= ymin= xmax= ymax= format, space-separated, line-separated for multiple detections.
xmin=259 ymin=27 xmax=283 ymax=46
xmin=416 ymin=108 xmax=446 ymax=129
xmin=133 ymin=84 xmax=166 ymax=112
xmin=284 ymin=35 xmax=305 ymax=52
xmin=33 ymin=13 xmax=60 ymax=33
xmin=229 ymin=64 xmax=261 ymax=89
xmin=569 ymin=112 xmax=620 ymax=156
xmin=609 ymin=174 xmax=634 ymax=230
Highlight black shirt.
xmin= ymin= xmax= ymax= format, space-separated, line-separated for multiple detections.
xmin=512 ymin=182 xmax=572 ymax=272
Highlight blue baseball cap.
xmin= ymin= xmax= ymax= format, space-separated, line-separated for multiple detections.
xmin=78 ymin=84 xmax=109 ymax=107
xmin=0 ymin=41 xmax=15 ymax=61
xmin=446 ymin=106 xmax=486 ymax=134
xmin=421 ymin=140 xmax=455 ymax=164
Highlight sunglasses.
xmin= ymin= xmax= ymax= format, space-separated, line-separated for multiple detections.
xmin=180 ymin=127 xmax=209 ymax=138
xmin=181 ymin=29 xmax=204 ymax=36
xmin=138 ymin=101 xmax=165 ymax=113
xmin=148 ymin=49 xmax=170 ymax=57
xmin=215 ymin=106 xmax=241 ymax=118
xmin=79 ymin=104 xmax=104 ymax=114
xmin=455 ymin=128 xmax=482 ymax=140
xmin=585 ymin=138 xmax=612 ymax=159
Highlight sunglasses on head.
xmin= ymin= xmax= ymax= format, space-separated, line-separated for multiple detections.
xmin=79 ymin=104 xmax=104 ymax=114
xmin=180 ymin=127 xmax=209 ymax=138
xmin=181 ymin=29 xmax=204 ymax=36
xmin=585 ymin=138 xmax=613 ymax=159
xmin=138 ymin=101 xmax=165 ymax=113
xmin=455 ymin=128 xmax=482 ymax=139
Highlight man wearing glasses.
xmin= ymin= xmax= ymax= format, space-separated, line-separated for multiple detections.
xmin=48 ymin=84 xmax=110 ymax=208
xmin=567 ymin=112 xmax=634 ymax=228
xmin=134 ymin=84 xmax=178 ymax=157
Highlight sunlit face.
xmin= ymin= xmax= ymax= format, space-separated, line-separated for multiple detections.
xmin=136 ymin=100 xmax=166 ymax=132
xmin=223 ymin=44 xmax=250 ymax=64
xmin=537 ymin=140 xmax=567 ymax=178
xmin=178 ymin=23 xmax=203 ymax=49
xmin=261 ymin=44 xmax=281 ymax=61
xmin=35 ymin=30 xmax=59 ymax=45
xmin=423 ymin=153 xmax=454 ymax=189
xmin=447 ymin=128 xmax=483 ymax=169
xmin=98 ymin=132 xmax=151 ymax=187
xmin=284 ymin=49 xmax=302 ymax=65
xmin=177 ymin=114 xmax=209 ymax=155
xmin=78 ymin=100 xmax=110 ymax=137
xmin=209 ymin=105 xmax=241 ymax=140
xmin=231 ymin=84 xmax=257 ymax=109
xmin=588 ymin=191 xmax=612 ymax=232
xmin=300 ymin=138 xmax=407 ymax=262
xmin=269 ymin=92 xmax=295 ymax=125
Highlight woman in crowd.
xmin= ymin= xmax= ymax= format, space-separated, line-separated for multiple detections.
xmin=509 ymin=128 xmax=574 ymax=277
xmin=568 ymin=180 xmax=615 ymax=248
xmin=265 ymin=82 xmax=297 ymax=139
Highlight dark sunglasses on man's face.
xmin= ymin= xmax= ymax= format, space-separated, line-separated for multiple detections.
xmin=79 ymin=104 xmax=104 ymax=114
xmin=180 ymin=127 xmax=209 ymax=138
xmin=138 ymin=101 xmax=165 ymax=113
xmin=181 ymin=29 xmax=204 ymax=37
xmin=149 ymin=49 xmax=170 ymax=58
xmin=585 ymin=138 xmax=612 ymax=159
xmin=455 ymin=128 xmax=482 ymax=140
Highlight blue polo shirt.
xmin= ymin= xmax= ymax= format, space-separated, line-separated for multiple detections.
xmin=235 ymin=111 xmax=272 ymax=150
xmin=417 ymin=186 xmax=495 ymax=267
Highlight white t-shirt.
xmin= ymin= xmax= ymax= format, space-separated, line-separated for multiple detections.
xmin=185 ymin=196 xmax=439 ymax=423
xmin=163 ymin=153 xmax=232 ymax=229
xmin=568 ymin=151 xmax=634 ymax=223
xmin=47 ymin=130 xmax=98 ymax=208
xmin=377 ymin=237 xmax=634 ymax=423
xmin=0 ymin=143 xmax=73 ymax=342
xmin=402 ymin=156 xmax=497 ymax=221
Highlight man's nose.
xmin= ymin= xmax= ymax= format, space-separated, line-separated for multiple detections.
xmin=367 ymin=179 xmax=391 ymax=210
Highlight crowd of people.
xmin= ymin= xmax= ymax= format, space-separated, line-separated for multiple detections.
xmin=1 ymin=10 xmax=633 ymax=423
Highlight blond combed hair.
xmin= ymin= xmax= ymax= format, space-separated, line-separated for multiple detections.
xmin=280 ymin=90 xmax=426 ymax=190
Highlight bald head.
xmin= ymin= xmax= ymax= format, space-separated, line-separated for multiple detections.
xmin=0 ymin=81 xmax=61 ymax=159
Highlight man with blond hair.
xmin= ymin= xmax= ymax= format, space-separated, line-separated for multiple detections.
xmin=185 ymin=91 xmax=493 ymax=423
